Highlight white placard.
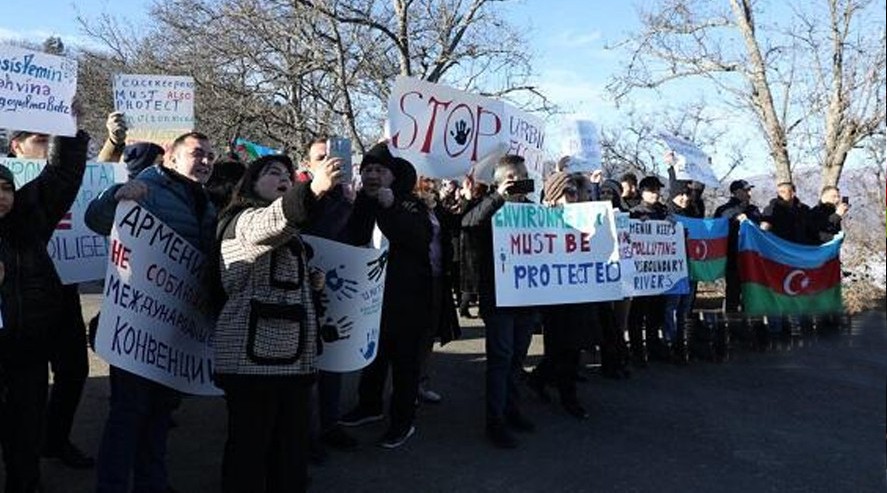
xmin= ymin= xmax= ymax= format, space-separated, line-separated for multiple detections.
xmin=95 ymin=201 xmax=220 ymax=395
xmin=7 ymin=158 xmax=128 ymax=283
xmin=492 ymin=202 xmax=622 ymax=307
xmin=113 ymin=74 xmax=195 ymax=144
xmin=560 ymin=119 xmax=601 ymax=172
xmin=388 ymin=76 xmax=545 ymax=180
xmin=658 ymin=132 xmax=719 ymax=187
xmin=0 ymin=45 xmax=78 ymax=136
xmin=304 ymin=235 xmax=387 ymax=373
xmin=618 ymin=217 xmax=690 ymax=297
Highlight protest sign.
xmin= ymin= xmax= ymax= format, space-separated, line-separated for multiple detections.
xmin=113 ymin=74 xmax=195 ymax=145
xmin=0 ymin=45 xmax=78 ymax=136
xmin=618 ymin=217 xmax=690 ymax=297
xmin=6 ymin=158 xmax=127 ymax=283
xmin=304 ymin=235 xmax=388 ymax=372
xmin=388 ymin=76 xmax=545 ymax=180
xmin=560 ymin=119 xmax=601 ymax=172
xmin=95 ymin=201 xmax=220 ymax=395
xmin=492 ymin=202 xmax=622 ymax=307
xmin=658 ymin=132 xmax=719 ymax=188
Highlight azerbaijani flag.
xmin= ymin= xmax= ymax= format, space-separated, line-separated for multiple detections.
xmin=233 ymin=138 xmax=281 ymax=161
xmin=675 ymin=216 xmax=729 ymax=281
xmin=738 ymin=221 xmax=843 ymax=316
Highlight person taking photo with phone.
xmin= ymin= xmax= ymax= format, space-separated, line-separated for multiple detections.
xmin=808 ymin=185 xmax=849 ymax=244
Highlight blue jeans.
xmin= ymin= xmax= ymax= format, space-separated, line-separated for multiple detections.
xmin=95 ymin=367 xmax=181 ymax=493
xmin=479 ymin=295 xmax=535 ymax=423
xmin=663 ymin=294 xmax=692 ymax=344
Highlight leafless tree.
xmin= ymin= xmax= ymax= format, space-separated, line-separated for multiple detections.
xmin=607 ymin=0 xmax=886 ymax=188
xmin=77 ymin=0 xmax=553 ymax=159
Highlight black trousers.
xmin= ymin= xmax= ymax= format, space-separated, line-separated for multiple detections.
xmin=46 ymin=285 xmax=89 ymax=450
xmin=220 ymin=374 xmax=313 ymax=493
xmin=0 ymin=355 xmax=49 ymax=493
xmin=357 ymin=323 xmax=426 ymax=434
xmin=628 ymin=295 xmax=665 ymax=356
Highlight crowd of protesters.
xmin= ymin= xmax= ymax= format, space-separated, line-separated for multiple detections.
xmin=0 ymin=107 xmax=850 ymax=492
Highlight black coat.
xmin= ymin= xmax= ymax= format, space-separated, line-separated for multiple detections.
xmin=346 ymin=192 xmax=460 ymax=345
xmin=762 ymin=197 xmax=811 ymax=244
xmin=457 ymin=196 xmax=485 ymax=294
xmin=0 ymin=133 xmax=87 ymax=359
xmin=460 ymin=192 xmax=508 ymax=302
xmin=714 ymin=198 xmax=763 ymax=276
xmin=630 ymin=201 xmax=669 ymax=220
xmin=807 ymin=202 xmax=843 ymax=244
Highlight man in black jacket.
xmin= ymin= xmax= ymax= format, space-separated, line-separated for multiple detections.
xmin=462 ymin=155 xmax=537 ymax=449
xmin=7 ymin=129 xmax=96 ymax=470
xmin=0 ymin=131 xmax=89 ymax=493
xmin=761 ymin=182 xmax=811 ymax=244
xmin=714 ymin=180 xmax=763 ymax=313
xmin=807 ymin=185 xmax=849 ymax=244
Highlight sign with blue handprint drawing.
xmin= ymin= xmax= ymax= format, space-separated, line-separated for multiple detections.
xmin=304 ymin=235 xmax=388 ymax=372
xmin=387 ymin=76 xmax=546 ymax=180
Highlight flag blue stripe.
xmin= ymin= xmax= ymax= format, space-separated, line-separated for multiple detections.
xmin=675 ymin=215 xmax=729 ymax=240
xmin=738 ymin=221 xmax=842 ymax=269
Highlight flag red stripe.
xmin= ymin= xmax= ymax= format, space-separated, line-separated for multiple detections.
xmin=738 ymin=250 xmax=840 ymax=296
xmin=687 ymin=237 xmax=727 ymax=261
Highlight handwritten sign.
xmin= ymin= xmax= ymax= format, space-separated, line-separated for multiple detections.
xmin=0 ymin=45 xmax=78 ymax=136
xmin=618 ymin=217 xmax=690 ymax=297
xmin=388 ymin=76 xmax=545 ymax=180
xmin=492 ymin=202 xmax=621 ymax=306
xmin=304 ymin=236 xmax=387 ymax=372
xmin=95 ymin=201 xmax=220 ymax=395
xmin=560 ymin=119 xmax=601 ymax=172
xmin=113 ymin=74 xmax=195 ymax=145
xmin=658 ymin=132 xmax=719 ymax=188
xmin=6 ymin=158 xmax=127 ymax=283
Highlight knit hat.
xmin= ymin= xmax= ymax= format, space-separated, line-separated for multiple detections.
xmin=122 ymin=142 xmax=165 ymax=179
xmin=600 ymin=178 xmax=622 ymax=197
xmin=0 ymin=164 xmax=14 ymax=190
xmin=544 ymin=171 xmax=571 ymax=203
xmin=361 ymin=142 xmax=396 ymax=172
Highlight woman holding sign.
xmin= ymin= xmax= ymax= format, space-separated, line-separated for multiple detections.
xmin=214 ymin=154 xmax=340 ymax=493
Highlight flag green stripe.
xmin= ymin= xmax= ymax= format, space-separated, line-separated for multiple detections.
xmin=741 ymin=283 xmax=842 ymax=316
xmin=689 ymin=258 xmax=726 ymax=282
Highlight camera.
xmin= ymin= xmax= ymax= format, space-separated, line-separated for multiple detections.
xmin=508 ymin=178 xmax=535 ymax=195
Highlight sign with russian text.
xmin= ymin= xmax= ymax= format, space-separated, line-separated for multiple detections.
xmin=95 ymin=201 xmax=220 ymax=395
xmin=304 ymin=235 xmax=387 ymax=373
xmin=388 ymin=76 xmax=545 ymax=180
xmin=560 ymin=119 xmax=601 ymax=172
xmin=492 ymin=202 xmax=621 ymax=306
xmin=618 ymin=217 xmax=690 ymax=297
xmin=7 ymin=158 xmax=127 ymax=283
xmin=113 ymin=74 xmax=194 ymax=144
xmin=658 ymin=132 xmax=719 ymax=188
xmin=0 ymin=45 xmax=78 ymax=136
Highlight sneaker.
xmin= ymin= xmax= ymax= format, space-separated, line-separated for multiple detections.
xmin=42 ymin=441 xmax=95 ymax=469
xmin=338 ymin=407 xmax=384 ymax=427
xmin=486 ymin=422 xmax=518 ymax=449
xmin=418 ymin=386 xmax=442 ymax=404
xmin=504 ymin=412 xmax=535 ymax=433
xmin=321 ymin=425 xmax=359 ymax=450
xmin=379 ymin=426 xmax=416 ymax=449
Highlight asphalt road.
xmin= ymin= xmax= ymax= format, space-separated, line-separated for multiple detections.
xmin=25 ymin=295 xmax=887 ymax=492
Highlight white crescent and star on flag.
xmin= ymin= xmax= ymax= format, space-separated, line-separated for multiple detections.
xmin=783 ymin=269 xmax=811 ymax=296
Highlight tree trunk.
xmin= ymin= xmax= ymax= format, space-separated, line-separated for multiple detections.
xmin=730 ymin=0 xmax=793 ymax=185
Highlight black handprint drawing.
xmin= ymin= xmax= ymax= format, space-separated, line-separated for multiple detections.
xmin=326 ymin=266 xmax=359 ymax=301
xmin=360 ymin=331 xmax=377 ymax=360
xmin=450 ymin=120 xmax=471 ymax=145
xmin=366 ymin=251 xmax=389 ymax=282
xmin=319 ymin=315 xmax=354 ymax=344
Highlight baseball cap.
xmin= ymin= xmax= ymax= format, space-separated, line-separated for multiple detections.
xmin=729 ymin=179 xmax=754 ymax=193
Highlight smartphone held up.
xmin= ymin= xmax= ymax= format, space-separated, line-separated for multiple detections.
xmin=326 ymin=136 xmax=352 ymax=182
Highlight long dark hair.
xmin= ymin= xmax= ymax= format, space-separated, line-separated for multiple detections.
xmin=219 ymin=154 xmax=294 ymax=221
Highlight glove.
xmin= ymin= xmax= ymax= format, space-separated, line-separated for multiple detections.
xmin=47 ymin=130 xmax=91 ymax=170
xmin=106 ymin=111 xmax=128 ymax=145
